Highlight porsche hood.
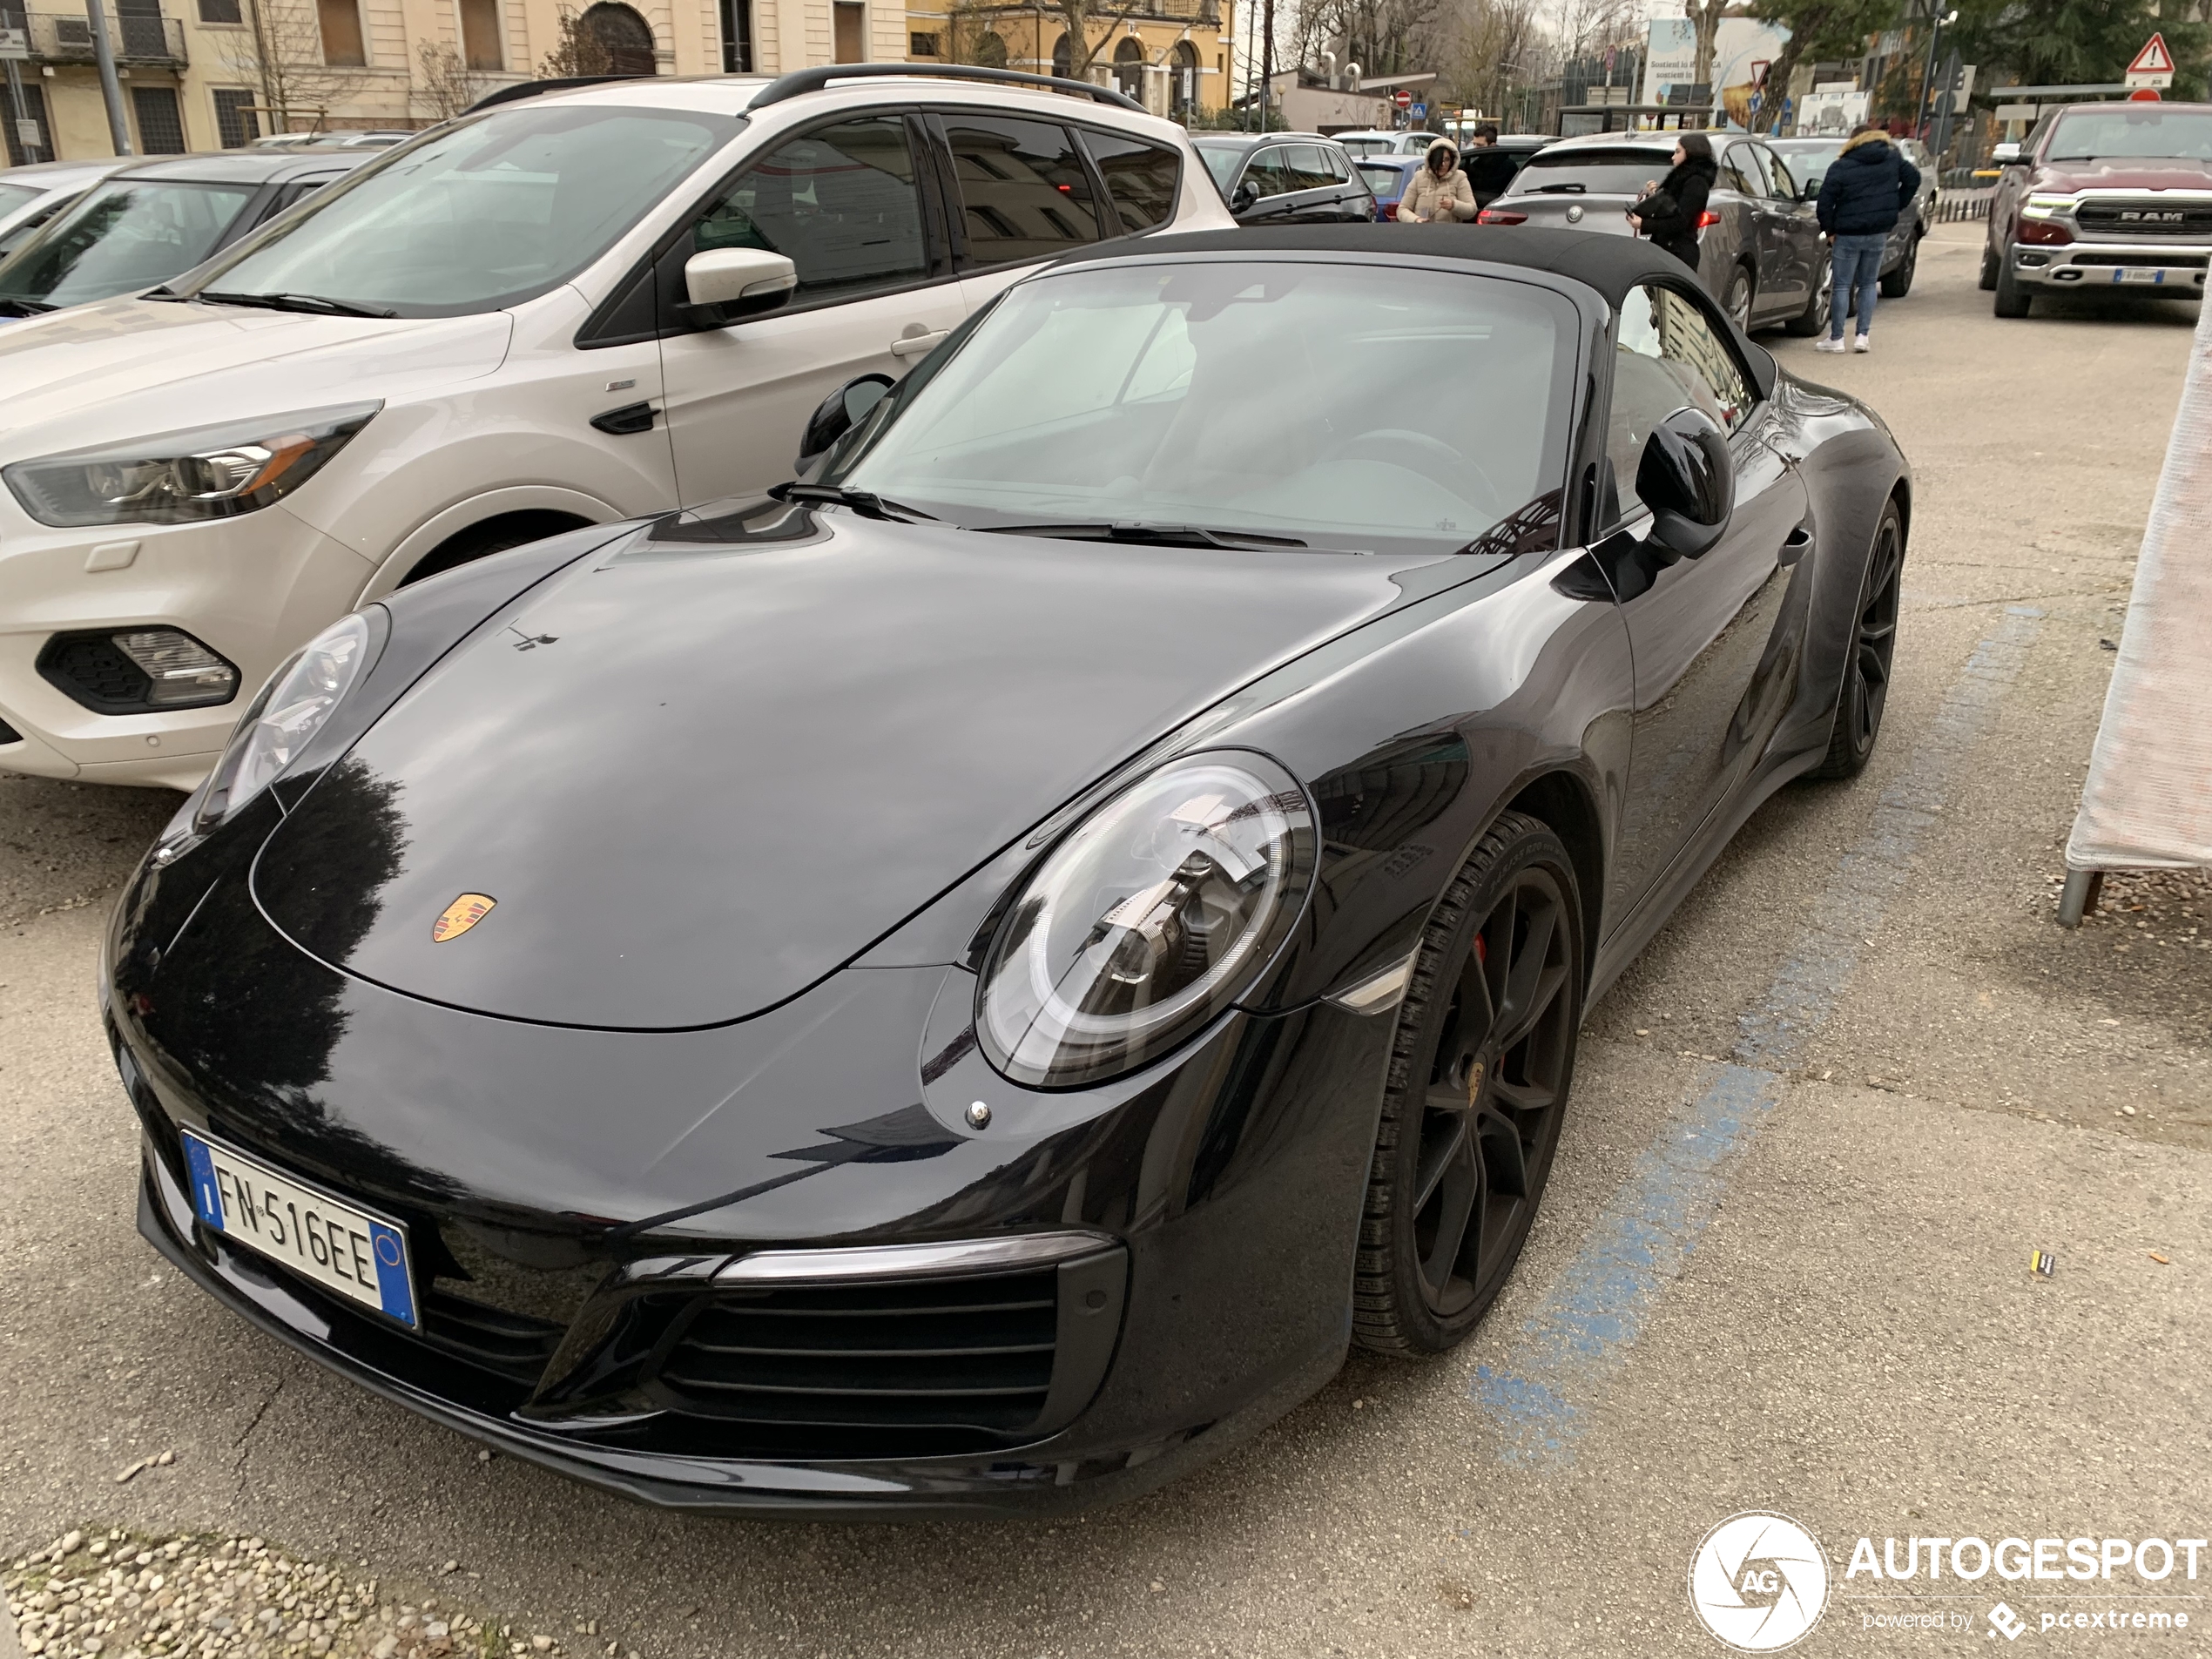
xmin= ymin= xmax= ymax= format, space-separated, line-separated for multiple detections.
xmin=251 ymin=510 xmax=1443 ymax=1029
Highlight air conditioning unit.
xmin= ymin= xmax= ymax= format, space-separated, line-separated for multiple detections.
xmin=55 ymin=17 xmax=94 ymax=46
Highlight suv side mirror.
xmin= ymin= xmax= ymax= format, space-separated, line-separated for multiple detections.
xmin=684 ymin=248 xmax=798 ymax=320
xmin=1991 ymin=141 xmax=2022 ymax=165
xmin=1798 ymin=178 xmax=1820 ymax=203
xmin=1637 ymin=407 xmax=1733 ymax=558
xmin=798 ymin=374 xmax=895 ymax=471
xmin=1231 ymin=180 xmax=1258 ymax=213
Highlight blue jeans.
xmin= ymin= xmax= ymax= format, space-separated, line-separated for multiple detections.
xmin=1830 ymin=233 xmax=1886 ymax=339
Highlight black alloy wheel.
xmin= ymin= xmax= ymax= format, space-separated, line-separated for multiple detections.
xmin=1879 ymin=232 xmax=1919 ymax=298
xmin=1726 ymin=265 xmax=1757 ymax=330
xmin=1811 ymin=498 xmax=1905 ymax=779
xmin=1784 ymin=263 xmax=1832 ymax=336
xmin=1355 ymin=812 xmax=1583 ymax=1354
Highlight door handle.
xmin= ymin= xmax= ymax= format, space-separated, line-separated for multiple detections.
xmin=890 ymin=329 xmax=948 ymax=360
xmin=1777 ymin=524 xmax=1813 ymax=567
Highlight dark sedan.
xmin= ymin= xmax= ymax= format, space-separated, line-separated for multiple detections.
xmin=111 ymin=227 xmax=1909 ymax=1516
xmin=1481 ymin=132 xmax=1830 ymax=334
xmin=0 ymin=147 xmax=376 ymax=319
xmin=1193 ymin=132 xmax=1376 ymax=222
xmin=1769 ymin=135 xmax=1934 ymax=298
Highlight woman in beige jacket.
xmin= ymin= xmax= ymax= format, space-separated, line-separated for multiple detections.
xmin=1397 ymin=137 xmax=1477 ymax=224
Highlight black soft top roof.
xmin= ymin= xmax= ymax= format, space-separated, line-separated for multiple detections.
xmin=1052 ymin=225 xmax=1777 ymax=395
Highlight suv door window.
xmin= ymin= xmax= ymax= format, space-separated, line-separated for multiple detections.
xmin=942 ymin=116 xmax=1100 ymax=266
xmin=1757 ymin=145 xmax=1797 ymax=200
xmin=1604 ymin=282 xmax=1753 ymax=521
xmin=1720 ymin=144 xmax=1761 ymax=196
xmin=1081 ymin=132 xmax=1181 ymax=233
xmin=1282 ymin=144 xmax=1337 ymax=192
xmin=1241 ymin=147 xmax=1291 ymax=199
xmin=687 ymin=115 xmax=928 ymax=307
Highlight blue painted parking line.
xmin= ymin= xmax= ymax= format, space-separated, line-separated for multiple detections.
xmin=1474 ymin=607 xmax=2046 ymax=1464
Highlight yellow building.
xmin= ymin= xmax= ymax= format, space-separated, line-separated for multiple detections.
xmin=902 ymin=0 xmax=1233 ymax=121
xmin=1 ymin=0 xmax=916 ymax=164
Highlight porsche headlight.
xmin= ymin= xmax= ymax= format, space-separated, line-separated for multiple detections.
xmin=3 ymin=402 xmax=381 ymax=528
xmin=187 ymin=610 xmax=382 ymax=836
xmin=977 ymin=753 xmax=1316 ymax=1089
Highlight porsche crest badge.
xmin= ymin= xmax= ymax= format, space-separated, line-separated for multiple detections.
xmin=432 ymin=894 xmax=496 ymax=942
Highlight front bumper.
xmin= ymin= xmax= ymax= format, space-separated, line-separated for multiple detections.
xmin=0 ymin=505 xmax=374 ymax=789
xmin=2010 ymin=239 xmax=2211 ymax=292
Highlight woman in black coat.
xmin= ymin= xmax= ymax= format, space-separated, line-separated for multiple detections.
xmin=1630 ymin=133 xmax=1718 ymax=272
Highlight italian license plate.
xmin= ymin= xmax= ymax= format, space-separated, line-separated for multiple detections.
xmin=2113 ymin=267 xmax=2168 ymax=285
xmin=180 ymin=1130 xmax=417 ymax=1326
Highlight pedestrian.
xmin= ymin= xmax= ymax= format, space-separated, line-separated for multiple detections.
xmin=1627 ymin=133 xmax=1717 ymax=273
xmin=1398 ymin=136 xmax=1478 ymax=224
xmin=1470 ymin=123 xmax=1499 ymax=147
xmin=1815 ymin=120 xmax=1923 ymax=354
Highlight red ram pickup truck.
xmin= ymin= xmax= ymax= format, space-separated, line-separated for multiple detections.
xmin=1984 ymin=100 xmax=2212 ymax=316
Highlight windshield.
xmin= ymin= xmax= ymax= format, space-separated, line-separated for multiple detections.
xmin=186 ymin=104 xmax=742 ymax=317
xmin=833 ymin=260 xmax=1575 ymax=556
xmin=1193 ymin=144 xmax=1244 ymax=191
xmin=0 ymin=183 xmax=38 ymax=219
xmin=1767 ymin=139 xmax=1843 ymax=186
xmin=2047 ymin=109 xmax=2212 ymax=162
xmin=1509 ymin=148 xmax=1669 ymax=195
xmin=0 ymin=179 xmax=255 ymax=307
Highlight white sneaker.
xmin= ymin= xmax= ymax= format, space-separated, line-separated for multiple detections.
xmin=1853 ymin=334 xmax=1871 ymax=353
xmin=1815 ymin=338 xmax=1847 ymax=353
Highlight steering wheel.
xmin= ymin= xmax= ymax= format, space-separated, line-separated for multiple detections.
xmin=1337 ymin=428 xmax=1505 ymax=520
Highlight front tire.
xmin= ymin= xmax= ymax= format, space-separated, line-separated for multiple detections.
xmin=1354 ymin=813 xmax=1583 ymax=1355
xmin=1993 ymin=246 xmax=2033 ymax=318
xmin=1808 ymin=498 xmax=1905 ymax=780
xmin=1784 ymin=263 xmax=1832 ymax=336
xmin=1979 ymin=244 xmax=1999 ymax=291
xmin=1879 ymin=233 xmax=1919 ymax=298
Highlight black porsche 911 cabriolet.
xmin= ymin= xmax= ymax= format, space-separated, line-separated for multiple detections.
xmin=107 ymin=227 xmax=1907 ymax=1516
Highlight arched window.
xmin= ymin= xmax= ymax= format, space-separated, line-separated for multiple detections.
xmin=1112 ymin=34 xmax=1143 ymax=101
xmin=974 ymin=30 xmax=1008 ymax=68
xmin=1170 ymin=39 xmax=1198 ymax=115
xmin=581 ymin=2 xmax=656 ymax=76
xmin=1050 ymin=31 xmax=1071 ymax=79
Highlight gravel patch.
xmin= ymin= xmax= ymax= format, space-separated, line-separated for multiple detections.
xmin=4 ymin=1530 xmax=638 ymax=1659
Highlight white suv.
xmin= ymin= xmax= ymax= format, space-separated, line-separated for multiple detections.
xmin=0 ymin=67 xmax=1231 ymax=788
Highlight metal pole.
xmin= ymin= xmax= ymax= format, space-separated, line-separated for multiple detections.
xmin=3 ymin=54 xmax=37 ymax=163
xmin=82 ymin=0 xmax=133 ymax=154
xmin=1932 ymin=46 xmax=1959 ymax=159
xmin=1259 ymin=0 xmax=1271 ymax=132
xmin=1915 ymin=5 xmax=1946 ymax=139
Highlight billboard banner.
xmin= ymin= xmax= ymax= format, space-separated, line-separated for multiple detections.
xmin=1643 ymin=17 xmax=1792 ymax=128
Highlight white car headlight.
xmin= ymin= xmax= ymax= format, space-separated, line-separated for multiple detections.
xmin=2022 ymin=192 xmax=2077 ymax=219
xmin=3 ymin=402 xmax=380 ymax=528
xmin=976 ymin=753 xmax=1316 ymax=1089
xmin=184 ymin=610 xmax=383 ymax=838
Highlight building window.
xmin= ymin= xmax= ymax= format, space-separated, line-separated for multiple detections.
xmin=971 ymin=28 xmax=1004 ymax=68
xmin=718 ymin=0 xmax=752 ymax=71
xmin=580 ymin=2 xmax=654 ymax=74
xmin=1 ymin=83 xmax=51 ymax=167
xmin=317 ymin=0 xmax=367 ymax=65
xmin=1170 ymin=39 xmax=1197 ymax=115
xmin=1050 ymin=31 xmax=1069 ymax=77
xmin=832 ymin=1 xmax=864 ymax=64
xmin=909 ymin=31 xmax=937 ymax=57
xmin=132 ymin=84 xmax=187 ymax=152
xmin=1113 ymin=35 xmax=1143 ymax=101
xmin=212 ymin=87 xmax=260 ymax=147
xmin=196 ymin=0 xmax=241 ymax=22
xmin=458 ymin=0 xmax=502 ymax=70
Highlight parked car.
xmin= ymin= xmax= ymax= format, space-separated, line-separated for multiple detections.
xmin=115 ymin=224 xmax=1910 ymax=1516
xmin=0 ymin=158 xmax=137 ymax=260
xmin=1479 ymin=131 xmax=1829 ymax=335
xmin=0 ymin=149 xmax=375 ymax=320
xmin=1192 ymin=132 xmax=1377 ymax=223
xmin=1357 ymin=154 xmax=1421 ymax=219
xmin=252 ymin=130 xmax=417 ymax=150
xmin=1457 ymin=133 xmax=1553 ymax=206
xmin=1333 ymin=129 xmax=1433 ymax=157
xmin=0 ymin=66 xmax=1231 ymax=790
xmin=1768 ymin=134 xmax=1933 ymax=297
xmin=1982 ymin=101 xmax=2212 ymax=317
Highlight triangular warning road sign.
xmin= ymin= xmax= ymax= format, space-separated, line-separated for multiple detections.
xmin=2128 ymin=33 xmax=2174 ymax=75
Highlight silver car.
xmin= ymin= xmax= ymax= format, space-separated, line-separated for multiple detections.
xmin=1480 ymin=131 xmax=1830 ymax=335
xmin=0 ymin=158 xmax=136 ymax=259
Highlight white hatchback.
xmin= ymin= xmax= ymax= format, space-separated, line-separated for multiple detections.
xmin=0 ymin=68 xmax=1231 ymax=788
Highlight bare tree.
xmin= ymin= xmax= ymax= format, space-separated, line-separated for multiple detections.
xmin=1432 ymin=0 xmax=1545 ymax=118
xmin=536 ymin=5 xmax=617 ymax=77
xmin=1685 ymin=0 xmax=1729 ymax=105
xmin=949 ymin=0 xmax=1152 ymax=80
xmin=414 ymin=40 xmax=489 ymax=121
xmin=217 ymin=0 xmax=368 ymax=133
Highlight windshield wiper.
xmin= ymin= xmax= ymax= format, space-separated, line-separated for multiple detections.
xmin=977 ymin=521 xmax=1307 ymax=550
xmin=197 ymin=290 xmax=395 ymax=318
xmin=771 ymin=482 xmax=938 ymax=523
xmin=0 ymin=297 xmax=55 ymax=316
xmin=1530 ymin=182 xmax=1588 ymax=194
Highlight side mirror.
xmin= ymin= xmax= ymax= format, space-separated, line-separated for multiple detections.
xmin=1991 ymin=141 xmax=2021 ymax=165
xmin=1231 ymin=180 xmax=1258 ymax=213
xmin=1637 ymin=407 xmax=1732 ymax=558
xmin=1798 ymin=179 xmax=1820 ymax=203
xmin=684 ymin=247 xmax=798 ymax=319
xmin=798 ymin=373 xmax=895 ymax=471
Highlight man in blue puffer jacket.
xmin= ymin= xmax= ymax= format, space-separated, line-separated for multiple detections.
xmin=1815 ymin=123 xmax=1923 ymax=354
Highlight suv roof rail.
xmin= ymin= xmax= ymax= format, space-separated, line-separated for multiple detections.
xmin=468 ymin=75 xmax=638 ymax=113
xmin=749 ymin=62 xmax=1145 ymax=114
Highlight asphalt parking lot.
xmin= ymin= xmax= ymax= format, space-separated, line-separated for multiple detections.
xmin=3 ymin=219 xmax=2208 ymax=1658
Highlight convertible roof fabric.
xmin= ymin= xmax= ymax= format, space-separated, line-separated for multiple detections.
xmin=1053 ymin=225 xmax=1777 ymax=396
